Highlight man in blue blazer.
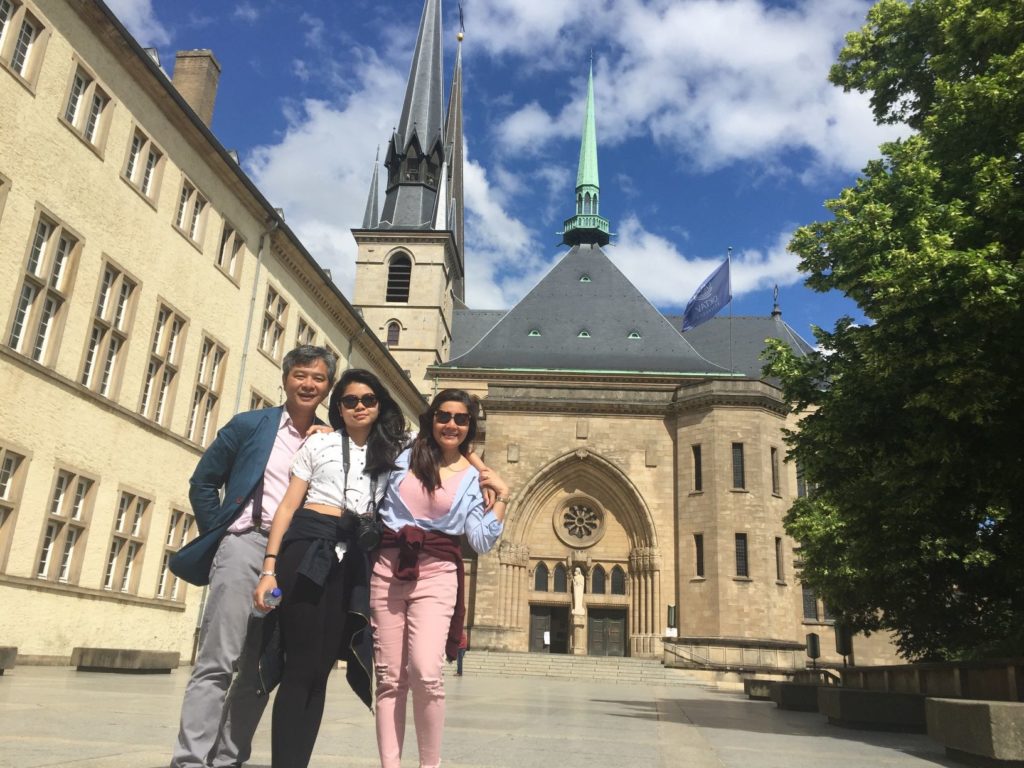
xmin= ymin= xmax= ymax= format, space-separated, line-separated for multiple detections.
xmin=169 ymin=345 xmax=335 ymax=768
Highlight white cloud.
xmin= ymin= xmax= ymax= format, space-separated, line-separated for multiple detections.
xmin=608 ymin=216 xmax=800 ymax=309
xmin=482 ymin=0 xmax=908 ymax=175
xmin=105 ymin=0 xmax=171 ymax=47
xmin=233 ymin=3 xmax=260 ymax=23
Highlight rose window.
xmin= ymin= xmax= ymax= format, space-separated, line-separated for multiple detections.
xmin=563 ymin=505 xmax=598 ymax=539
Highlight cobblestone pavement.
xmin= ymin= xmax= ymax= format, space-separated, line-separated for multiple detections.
xmin=0 ymin=665 xmax=958 ymax=767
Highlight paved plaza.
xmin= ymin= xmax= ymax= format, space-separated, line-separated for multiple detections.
xmin=0 ymin=664 xmax=959 ymax=768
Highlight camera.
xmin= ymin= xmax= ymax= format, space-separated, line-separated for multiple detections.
xmin=356 ymin=513 xmax=382 ymax=552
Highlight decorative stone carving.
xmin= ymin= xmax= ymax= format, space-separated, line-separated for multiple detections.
xmin=571 ymin=567 xmax=585 ymax=615
xmin=553 ymin=497 xmax=605 ymax=548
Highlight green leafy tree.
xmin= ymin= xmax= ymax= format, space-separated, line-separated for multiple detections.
xmin=765 ymin=0 xmax=1024 ymax=660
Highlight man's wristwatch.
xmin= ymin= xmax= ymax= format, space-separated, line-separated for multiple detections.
xmin=260 ymin=570 xmax=277 ymax=578
xmin=495 ymin=494 xmax=512 ymax=504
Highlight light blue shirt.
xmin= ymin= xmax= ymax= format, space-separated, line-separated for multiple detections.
xmin=378 ymin=449 xmax=503 ymax=554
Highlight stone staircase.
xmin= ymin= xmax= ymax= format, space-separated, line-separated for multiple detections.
xmin=454 ymin=650 xmax=701 ymax=686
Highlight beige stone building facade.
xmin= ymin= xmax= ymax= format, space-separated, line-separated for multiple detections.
xmin=0 ymin=1 xmax=424 ymax=663
xmin=352 ymin=0 xmax=898 ymax=671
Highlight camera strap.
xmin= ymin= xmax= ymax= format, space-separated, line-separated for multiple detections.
xmin=342 ymin=433 xmax=379 ymax=516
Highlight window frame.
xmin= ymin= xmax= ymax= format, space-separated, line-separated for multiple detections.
xmin=691 ymin=444 xmax=703 ymax=492
xmin=121 ymin=123 xmax=165 ymax=206
xmin=102 ymin=488 xmax=151 ymax=594
xmin=186 ymin=335 xmax=228 ymax=446
xmin=35 ymin=465 xmax=96 ymax=585
xmin=60 ymin=57 xmax=114 ymax=157
xmin=775 ymin=536 xmax=785 ymax=583
xmin=156 ymin=508 xmax=194 ymax=601
xmin=386 ymin=320 xmax=401 ymax=348
xmin=734 ymin=532 xmax=749 ymax=579
xmin=295 ymin=314 xmax=316 ymax=348
xmin=693 ymin=533 xmax=705 ymax=578
xmin=591 ymin=564 xmax=606 ymax=594
xmin=0 ymin=170 xmax=10 ymax=224
xmin=172 ymin=175 xmax=209 ymax=248
xmin=385 ymin=252 xmax=412 ymax=303
xmin=533 ymin=561 xmax=549 ymax=592
xmin=258 ymin=284 xmax=288 ymax=363
xmin=0 ymin=442 xmax=29 ymax=572
xmin=6 ymin=206 xmax=82 ymax=366
xmin=249 ymin=388 xmax=273 ymax=411
xmin=80 ymin=258 xmax=139 ymax=399
xmin=0 ymin=1 xmax=50 ymax=92
xmin=731 ymin=442 xmax=746 ymax=490
xmin=609 ymin=565 xmax=626 ymax=595
xmin=139 ymin=301 xmax=189 ymax=426
xmin=770 ymin=446 xmax=781 ymax=496
xmin=214 ymin=219 xmax=245 ymax=284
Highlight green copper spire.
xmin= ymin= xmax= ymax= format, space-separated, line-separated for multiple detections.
xmin=561 ymin=62 xmax=610 ymax=247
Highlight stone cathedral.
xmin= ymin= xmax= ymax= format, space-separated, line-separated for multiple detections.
xmin=353 ymin=0 xmax=894 ymax=668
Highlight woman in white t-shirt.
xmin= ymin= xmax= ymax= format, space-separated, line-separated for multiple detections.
xmin=254 ymin=368 xmax=405 ymax=768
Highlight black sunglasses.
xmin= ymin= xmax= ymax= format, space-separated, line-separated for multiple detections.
xmin=340 ymin=394 xmax=378 ymax=409
xmin=434 ymin=410 xmax=471 ymax=426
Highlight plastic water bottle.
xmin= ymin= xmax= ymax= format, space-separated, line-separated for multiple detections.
xmin=253 ymin=587 xmax=282 ymax=617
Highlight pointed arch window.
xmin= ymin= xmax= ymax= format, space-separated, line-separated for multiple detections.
xmin=610 ymin=565 xmax=626 ymax=595
xmin=404 ymin=149 xmax=420 ymax=182
xmin=386 ymin=322 xmax=401 ymax=348
xmin=584 ymin=192 xmax=593 ymax=214
xmin=534 ymin=562 xmax=549 ymax=592
xmin=386 ymin=254 xmax=411 ymax=303
xmin=553 ymin=563 xmax=568 ymax=593
xmin=591 ymin=565 xmax=606 ymax=595
xmin=576 ymin=193 xmax=583 ymax=214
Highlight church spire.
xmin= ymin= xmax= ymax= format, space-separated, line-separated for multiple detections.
xmin=379 ymin=0 xmax=445 ymax=229
xmin=361 ymin=148 xmax=380 ymax=229
xmin=443 ymin=31 xmax=466 ymax=300
xmin=560 ymin=61 xmax=610 ymax=247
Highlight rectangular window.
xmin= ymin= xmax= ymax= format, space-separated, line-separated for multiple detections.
xmin=157 ymin=509 xmax=194 ymax=600
xmin=731 ymin=443 xmax=745 ymax=489
xmin=296 ymin=315 xmax=315 ymax=347
xmin=81 ymin=261 xmax=137 ymax=397
xmin=771 ymin=447 xmax=780 ymax=495
xmin=775 ymin=536 xmax=784 ymax=582
xmin=802 ymin=585 xmax=819 ymax=621
xmin=37 ymin=468 xmax=94 ymax=584
xmin=259 ymin=285 xmax=288 ymax=361
xmin=1 ymin=3 xmax=47 ymax=85
xmin=691 ymin=445 xmax=702 ymax=492
xmin=103 ymin=490 xmax=150 ymax=594
xmin=0 ymin=171 xmax=10 ymax=224
xmin=7 ymin=212 xmax=79 ymax=365
xmin=215 ymin=222 xmax=245 ymax=281
xmin=0 ymin=445 xmax=27 ymax=571
xmin=694 ymin=533 xmax=704 ymax=578
xmin=173 ymin=178 xmax=208 ymax=245
xmin=122 ymin=126 xmax=164 ymax=201
xmin=250 ymin=389 xmax=272 ymax=411
xmin=187 ymin=336 xmax=227 ymax=446
xmin=734 ymin=532 xmax=749 ymax=578
xmin=140 ymin=303 xmax=188 ymax=425
xmin=61 ymin=63 xmax=111 ymax=151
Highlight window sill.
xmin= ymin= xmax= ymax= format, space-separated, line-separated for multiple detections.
xmin=258 ymin=346 xmax=283 ymax=368
xmin=689 ymin=576 xmax=706 ymax=583
xmin=733 ymin=576 xmax=753 ymax=583
xmin=58 ymin=115 xmax=107 ymax=160
xmin=688 ymin=490 xmax=704 ymax=496
xmin=729 ymin=488 xmax=749 ymax=494
xmin=120 ymin=174 xmax=160 ymax=211
xmin=772 ymin=492 xmax=783 ymax=499
xmin=0 ymin=59 xmax=39 ymax=96
xmin=775 ymin=580 xmax=787 ymax=586
xmin=215 ymin=263 xmax=242 ymax=288
xmin=172 ymin=223 xmax=205 ymax=253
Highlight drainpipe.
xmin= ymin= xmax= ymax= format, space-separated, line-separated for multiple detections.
xmin=190 ymin=215 xmax=279 ymax=664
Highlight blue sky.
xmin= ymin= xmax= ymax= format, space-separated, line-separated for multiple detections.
xmin=108 ymin=0 xmax=906 ymax=341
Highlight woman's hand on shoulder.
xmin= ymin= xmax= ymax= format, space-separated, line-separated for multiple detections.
xmin=305 ymin=424 xmax=333 ymax=438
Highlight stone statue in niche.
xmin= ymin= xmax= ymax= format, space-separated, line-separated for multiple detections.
xmin=571 ymin=567 xmax=585 ymax=615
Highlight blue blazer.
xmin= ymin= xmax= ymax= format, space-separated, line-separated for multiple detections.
xmin=169 ymin=406 xmax=283 ymax=586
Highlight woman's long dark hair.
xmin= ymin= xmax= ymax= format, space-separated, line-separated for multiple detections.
xmin=328 ymin=369 xmax=405 ymax=475
xmin=409 ymin=389 xmax=479 ymax=493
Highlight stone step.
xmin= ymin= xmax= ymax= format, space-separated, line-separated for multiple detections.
xmin=457 ymin=651 xmax=701 ymax=686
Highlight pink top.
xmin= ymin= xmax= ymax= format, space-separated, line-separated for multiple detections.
xmin=227 ymin=409 xmax=305 ymax=534
xmin=398 ymin=466 xmax=470 ymax=522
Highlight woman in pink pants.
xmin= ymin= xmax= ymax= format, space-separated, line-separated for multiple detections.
xmin=371 ymin=389 xmax=510 ymax=768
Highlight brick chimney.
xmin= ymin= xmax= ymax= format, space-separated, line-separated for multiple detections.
xmin=172 ymin=49 xmax=221 ymax=127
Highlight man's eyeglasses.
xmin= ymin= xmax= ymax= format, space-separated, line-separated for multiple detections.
xmin=434 ymin=410 xmax=471 ymax=426
xmin=340 ymin=394 xmax=379 ymax=409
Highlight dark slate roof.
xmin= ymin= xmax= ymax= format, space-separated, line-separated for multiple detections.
xmin=668 ymin=314 xmax=815 ymax=380
xmin=444 ymin=244 xmax=727 ymax=374
xmin=451 ymin=309 xmax=505 ymax=358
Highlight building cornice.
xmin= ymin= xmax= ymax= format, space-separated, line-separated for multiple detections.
xmin=670 ymin=380 xmax=790 ymax=417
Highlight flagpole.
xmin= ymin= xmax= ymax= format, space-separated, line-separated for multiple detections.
xmin=728 ymin=246 xmax=734 ymax=374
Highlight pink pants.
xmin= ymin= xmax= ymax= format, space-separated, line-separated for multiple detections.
xmin=370 ymin=551 xmax=457 ymax=768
